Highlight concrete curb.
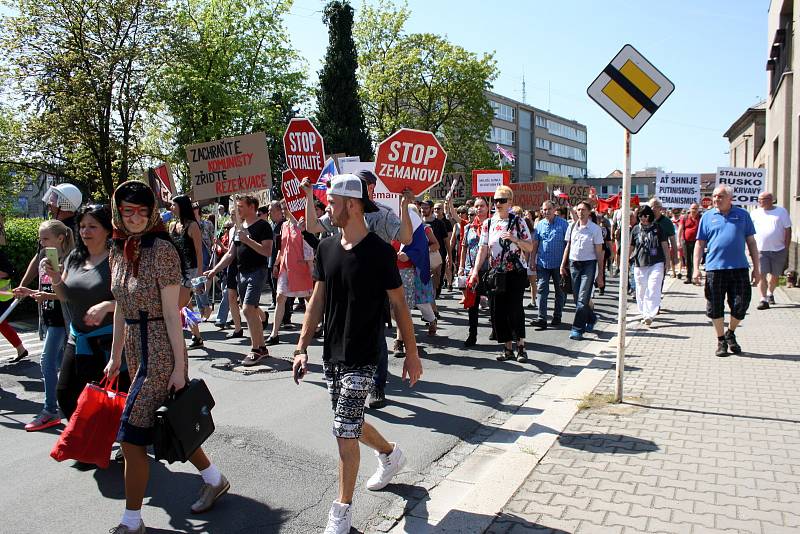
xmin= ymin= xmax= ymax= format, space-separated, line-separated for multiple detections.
xmin=385 ymin=278 xmax=677 ymax=534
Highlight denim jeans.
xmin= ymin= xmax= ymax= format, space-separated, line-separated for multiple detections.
xmin=536 ymin=266 xmax=566 ymax=322
xmin=570 ymin=260 xmax=597 ymax=332
xmin=372 ymin=323 xmax=389 ymax=392
xmin=40 ymin=326 xmax=66 ymax=414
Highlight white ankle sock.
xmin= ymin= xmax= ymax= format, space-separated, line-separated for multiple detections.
xmin=120 ymin=509 xmax=141 ymax=529
xmin=200 ymin=463 xmax=222 ymax=486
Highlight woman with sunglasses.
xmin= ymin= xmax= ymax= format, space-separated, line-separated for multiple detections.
xmin=630 ymin=204 xmax=671 ymax=326
xmin=104 ymin=182 xmax=227 ymax=534
xmin=469 ymin=186 xmax=534 ymax=362
xmin=46 ymin=204 xmax=132 ymax=422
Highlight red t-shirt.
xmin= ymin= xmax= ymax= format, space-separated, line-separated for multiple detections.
xmin=681 ymin=214 xmax=700 ymax=241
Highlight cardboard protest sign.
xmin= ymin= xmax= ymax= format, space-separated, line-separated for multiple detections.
xmin=340 ymin=160 xmax=401 ymax=215
xmin=655 ymin=172 xmax=700 ymax=209
xmin=375 ymin=129 xmax=447 ymax=196
xmin=549 ymin=183 xmax=592 ymax=207
xmin=280 ymin=169 xmax=305 ymax=222
xmin=472 ymin=169 xmax=510 ymax=197
xmin=283 ymin=118 xmax=325 ymax=182
xmin=716 ymin=167 xmax=766 ymax=206
xmin=427 ymin=173 xmax=466 ymax=202
xmin=186 ymin=132 xmax=271 ymax=201
xmin=509 ymin=182 xmax=549 ymax=210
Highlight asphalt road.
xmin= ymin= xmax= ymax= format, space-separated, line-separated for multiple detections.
xmin=0 ymin=278 xmax=622 ymax=533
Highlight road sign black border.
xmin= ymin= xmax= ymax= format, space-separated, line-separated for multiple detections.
xmin=586 ymin=43 xmax=675 ymax=134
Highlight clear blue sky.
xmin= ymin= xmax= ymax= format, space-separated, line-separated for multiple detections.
xmin=284 ymin=0 xmax=768 ymax=177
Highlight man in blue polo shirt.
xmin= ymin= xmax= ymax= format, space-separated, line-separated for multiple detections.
xmin=693 ymin=185 xmax=760 ymax=357
xmin=531 ymin=201 xmax=568 ymax=330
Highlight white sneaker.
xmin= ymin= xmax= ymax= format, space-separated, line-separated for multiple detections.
xmin=323 ymin=501 xmax=351 ymax=534
xmin=366 ymin=443 xmax=406 ymax=491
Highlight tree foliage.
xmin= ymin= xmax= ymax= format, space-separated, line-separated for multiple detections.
xmin=315 ymin=1 xmax=373 ymax=161
xmin=354 ymin=0 xmax=498 ymax=172
xmin=0 ymin=0 xmax=170 ymax=198
xmin=154 ymin=0 xmax=307 ymax=191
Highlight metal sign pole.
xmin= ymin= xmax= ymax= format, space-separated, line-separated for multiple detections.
xmin=615 ymin=129 xmax=632 ymax=403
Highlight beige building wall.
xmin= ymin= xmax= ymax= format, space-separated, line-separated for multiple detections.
xmin=766 ymin=0 xmax=800 ymax=271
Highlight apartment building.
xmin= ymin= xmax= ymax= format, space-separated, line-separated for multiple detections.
xmin=486 ymin=90 xmax=588 ymax=183
xmin=762 ymin=0 xmax=800 ymax=271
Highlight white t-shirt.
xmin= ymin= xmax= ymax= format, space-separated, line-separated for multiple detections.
xmin=751 ymin=206 xmax=791 ymax=252
xmin=566 ymin=220 xmax=604 ymax=261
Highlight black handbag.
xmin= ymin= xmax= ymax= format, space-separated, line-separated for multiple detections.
xmin=153 ymin=379 xmax=215 ymax=464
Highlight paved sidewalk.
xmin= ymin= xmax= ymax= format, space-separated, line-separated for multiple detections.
xmin=488 ymin=281 xmax=800 ymax=534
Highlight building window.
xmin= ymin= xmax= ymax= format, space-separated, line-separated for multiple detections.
xmin=631 ymin=184 xmax=648 ymax=196
xmin=488 ymin=126 xmax=514 ymax=146
xmin=535 ymin=138 xmax=550 ymax=150
xmin=519 ymin=109 xmax=531 ymax=129
xmin=490 ymin=100 xmax=515 ymax=122
xmin=535 ymin=160 xmax=586 ymax=178
xmin=600 ymin=185 xmax=619 ymax=196
xmin=548 ymin=141 xmax=587 ymax=162
xmin=543 ymin=119 xmax=587 ymax=143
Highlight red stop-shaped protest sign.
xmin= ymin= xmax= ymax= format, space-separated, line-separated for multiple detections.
xmin=283 ymin=118 xmax=326 ymax=182
xmin=280 ymin=169 xmax=306 ymax=222
xmin=375 ymin=129 xmax=447 ymax=196
xmin=701 ymin=196 xmax=712 ymax=209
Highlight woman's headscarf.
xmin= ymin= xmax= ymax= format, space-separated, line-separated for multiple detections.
xmin=111 ymin=180 xmax=167 ymax=276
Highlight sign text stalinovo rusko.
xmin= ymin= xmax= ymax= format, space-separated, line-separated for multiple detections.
xmin=715 ymin=167 xmax=766 ymax=206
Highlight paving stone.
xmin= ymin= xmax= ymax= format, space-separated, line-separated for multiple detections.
xmin=486 ymin=286 xmax=800 ymax=534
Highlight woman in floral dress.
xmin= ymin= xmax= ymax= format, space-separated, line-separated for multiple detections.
xmin=104 ymin=181 xmax=228 ymax=534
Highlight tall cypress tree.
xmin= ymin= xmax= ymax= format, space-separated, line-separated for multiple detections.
xmin=316 ymin=1 xmax=373 ymax=160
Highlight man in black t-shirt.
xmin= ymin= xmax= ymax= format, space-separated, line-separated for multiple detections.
xmin=293 ymin=174 xmax=422 ymax=534
xmin=206 ymin=194 xmax=272 ymax=365
xmin=422 ymin=200 xmax=451 ymax=300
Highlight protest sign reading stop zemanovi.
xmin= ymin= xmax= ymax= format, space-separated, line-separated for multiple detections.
xmin=186 ymin=132 xmax=271 ymax=202
xmin=715 ymin=167 xmax=766 ymax=207
xmin=655 ymin=172 xmax=701 ymax=209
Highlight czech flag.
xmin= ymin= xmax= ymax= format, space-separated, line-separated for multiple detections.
xmin=400 ymin=207 xmax=431 ymax=284
xmin=313 ymin=157 xmax=338 ymax=206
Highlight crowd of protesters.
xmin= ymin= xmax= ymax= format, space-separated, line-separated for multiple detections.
xmin=0 ymin=172 xmax=784 ymax=533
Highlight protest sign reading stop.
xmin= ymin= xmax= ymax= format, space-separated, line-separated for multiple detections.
xmin=701 ymin=196 xmax=712 ymax=209
xmin=283 ymin=118 xmax=325 ymax=182
xmin=280 ymin=169 xmax=306 ymax=222
xmin=375 ymin=129 xmax=447 ymax=196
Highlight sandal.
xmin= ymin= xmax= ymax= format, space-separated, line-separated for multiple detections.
xmin=427 ymin=319 xmax=437 ymax=336
xmin=9 ymin=349 xmax=29 ymax=363
xmin=496 ymin=346 xmax=514 ymax=362
xmin=392 ymin=339 xmax=405 ymax=358
xmin=242 ymin=346 xmax=268 ymax=367
xmin=516 ymin=346 xmax=528 ymax=363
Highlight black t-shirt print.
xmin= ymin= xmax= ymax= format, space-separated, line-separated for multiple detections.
xmin=313 ymin=232 xmax=402 ymax=367
xmin=235 ymin=219 xmax=273 ymax=273
xmin=631 ymin=224 xmax=667 ymax=268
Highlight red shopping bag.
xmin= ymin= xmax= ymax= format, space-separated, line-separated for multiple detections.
xmin=50 ymin=376 xmax=127 ymax=469
xmin=462 ymin=286 xmax=477 ymax=309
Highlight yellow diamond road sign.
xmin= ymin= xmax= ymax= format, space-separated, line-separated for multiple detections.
xmin=587 ymin=44 xmax=674 ymax=134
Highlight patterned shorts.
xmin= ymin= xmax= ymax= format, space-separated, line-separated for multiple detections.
xmin=704 ymin=268 xmax=751 ymax=320
xmin=323 ymin=362 xmax=377 ymax=439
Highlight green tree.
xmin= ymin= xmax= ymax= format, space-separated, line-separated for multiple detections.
xmin=0 ymin=0 xmax=170 ymax=198
xmin=315 ymin=1 xmax=373 ymax=161
xmin=155 ymin=0 xmax=307 ymax=191
xmin=354 ymin=0 xmax=498 ymax=173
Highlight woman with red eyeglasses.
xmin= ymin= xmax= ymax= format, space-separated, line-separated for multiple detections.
xmin=469 ymin=185 xmax=534 ymax=363
xmin=103 ymin=181 xmax=227 ymax=534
